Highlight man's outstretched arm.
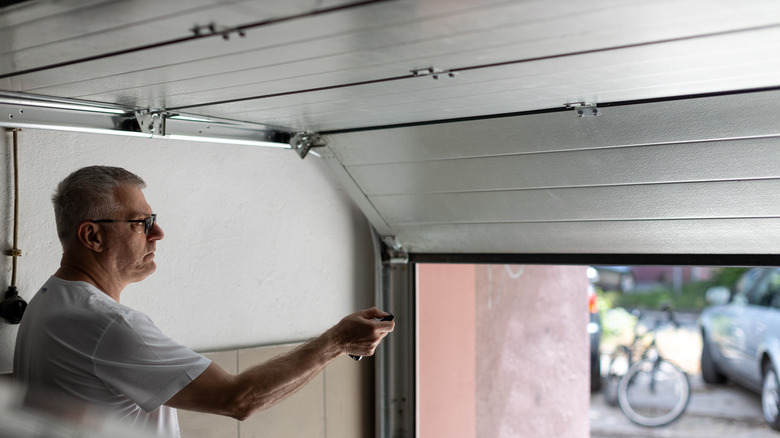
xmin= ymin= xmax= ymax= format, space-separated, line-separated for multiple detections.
xmin=166 ymin=307 xmax=394 ymax=420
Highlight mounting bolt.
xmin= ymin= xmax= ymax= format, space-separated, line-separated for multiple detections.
xmin=565 ymin=102 xmax=600 ymax=117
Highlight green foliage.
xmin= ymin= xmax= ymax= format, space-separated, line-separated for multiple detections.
xmin=611 ymin=284 xmax=706 ymax=311
xmin=710 ymin=267 xmax=749 ymax=289
xmin=600 ymin=306 xmax=637 ymax=341
xmin=598 ymin=267 xmax=749 ymax=313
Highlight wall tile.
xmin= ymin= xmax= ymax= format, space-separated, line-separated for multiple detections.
xmin=178 ymin=350 xmax=239 ymax=438
xmin=238 ymin=344 xmax=325 ymax=438
xmin=177 ymin=344 xmax=372 ymax=438
xmin=324 ymin=355 xmax=373 ymax=438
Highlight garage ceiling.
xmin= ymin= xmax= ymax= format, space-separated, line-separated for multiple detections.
xmin=2 ymin=0 xmax=780 ymax=260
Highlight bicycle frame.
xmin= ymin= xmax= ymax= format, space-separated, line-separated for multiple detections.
xmin=606 ymin=306 xmax=691 ymax=427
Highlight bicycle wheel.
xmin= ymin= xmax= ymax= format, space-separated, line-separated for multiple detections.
xmin=603 ymin=346 xmax=631 ymax=407
xmin=617 ymin=358 xmax=690 ymax=427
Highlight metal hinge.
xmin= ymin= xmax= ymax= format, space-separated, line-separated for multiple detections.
xmin=410 ymin=67 xmax=457 ymax=80
xmin=190 ymin=22 xmax=247 ymax=40
xmin=135 ymin=109 xmax=177 ymax=135
xmin=290 ymin=132 xmax=326 ymax=159
xmin=564 ymin=102 xmax=600 ymax=117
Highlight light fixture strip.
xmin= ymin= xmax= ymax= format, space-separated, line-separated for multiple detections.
xmin=165 ymin=116 xmax=292 ymax=147
xmin=0 ymin=92 xmax=130 ymax=115
xmin=0 ymin=95 xmax=293 ymax=148
xmin=0 ymin=102 xmax=142 ymax=136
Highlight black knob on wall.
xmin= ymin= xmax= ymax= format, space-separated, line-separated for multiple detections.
xmin=0 ymin=286 xmax=26 ymax=324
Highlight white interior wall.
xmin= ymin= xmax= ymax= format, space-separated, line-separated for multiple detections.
xmin=0 ymin=128 xmax=375 ymax=374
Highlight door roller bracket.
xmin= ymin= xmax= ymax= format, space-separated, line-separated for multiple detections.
xmin=290 ymin=132 xmax=326 ymax=159
xmin=382 ymin=236 xmax=408 ymax=265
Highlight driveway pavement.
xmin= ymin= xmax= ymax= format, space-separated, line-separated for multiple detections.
xmin=591 ymin=373 xmax=778 ymax=437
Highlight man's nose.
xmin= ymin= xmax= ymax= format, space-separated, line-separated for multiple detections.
xmin=148 ymin=221 xmax=164 ymax=240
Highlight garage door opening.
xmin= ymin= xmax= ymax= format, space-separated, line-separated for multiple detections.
xmin=415 ymin=264 xmax=774 ymax=438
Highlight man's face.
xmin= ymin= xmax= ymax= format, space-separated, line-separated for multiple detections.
xmin=101 ymin=184 xmax=164 ymax=285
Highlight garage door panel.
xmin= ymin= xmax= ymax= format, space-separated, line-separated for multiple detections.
xmin=326 ymin=89 xmax=780 ymax=166
xmin=157 ymin=30 xmax=780 ymax=130
xmin=7 ymin=0 xmax=780 ymax=134
xmin=22 ymin=11 xmax=430 ymax=98
xmin=393 ymin=218 xmax=780 ymax=254
xmin=370 ymin=180 xmax=780 ymax=225
xmin=0 ymin=0 xmax=366 ymax=77
xmin=347 ymin=138 xmax=780 ymax=195
xmin=2 ymin=0 xmax=625 ymax=92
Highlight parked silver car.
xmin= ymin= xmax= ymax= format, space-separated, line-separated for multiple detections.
xmin=699 ymin=267 xmax=780 ymax=430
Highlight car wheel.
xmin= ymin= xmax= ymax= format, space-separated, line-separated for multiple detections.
xmin=602 ymin=375 xmax=619 ymax=406
xmin=700 ymin=331 xmax=727 ymax=384
xmin=590 ymin=346 xmax=602 ymax=392
xmin=762 ymin=363 xmax=780 ymax=430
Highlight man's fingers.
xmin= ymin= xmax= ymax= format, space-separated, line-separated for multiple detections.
xmin=358 ymin=307 xmax=386 ymax=320
xmin=375 ymin=315 xmax=395 ymax=333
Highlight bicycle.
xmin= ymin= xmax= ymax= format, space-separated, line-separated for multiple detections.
xmin=602 ymin=305 xmax=691 ymax=427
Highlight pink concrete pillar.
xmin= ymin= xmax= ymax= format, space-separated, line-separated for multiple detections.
xmin=418 ymin=264 xmax=589 ymax=438
xmin=418 ymin=264 xmax=477 ymax=438
xmin=475 ymin=265 xmax=589 ymax=438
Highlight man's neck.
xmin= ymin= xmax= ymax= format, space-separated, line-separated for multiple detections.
xmin=55 ymin=263 xmax=123 ymax=303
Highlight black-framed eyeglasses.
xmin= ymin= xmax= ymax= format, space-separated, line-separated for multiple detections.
xmin=90 ymin=214 xmax=157 ymax=234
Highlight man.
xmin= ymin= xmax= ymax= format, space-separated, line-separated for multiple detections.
xmin=13 ymin=165 xmax=394 ymax=437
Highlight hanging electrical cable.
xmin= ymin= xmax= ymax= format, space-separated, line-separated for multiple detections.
xmin=1 ymin=128 xmax=27 ymax=324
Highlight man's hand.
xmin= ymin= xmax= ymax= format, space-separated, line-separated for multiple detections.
xmin=329 ymin=307 xmax=395 ymax=358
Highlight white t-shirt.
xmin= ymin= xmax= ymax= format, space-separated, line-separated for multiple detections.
xmin=13 ymin=277 xmax=212 ymax=438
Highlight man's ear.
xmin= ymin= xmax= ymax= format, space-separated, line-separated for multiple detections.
xmin=77 ymin=221 xmax=104 ymax=252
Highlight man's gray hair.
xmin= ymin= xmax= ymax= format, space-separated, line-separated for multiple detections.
xmin=52 ymin=166 xmax=146 ymax=246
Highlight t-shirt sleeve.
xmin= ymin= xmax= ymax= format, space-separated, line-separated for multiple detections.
xmin=92 ymin=311 xmax=212 ymax=413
